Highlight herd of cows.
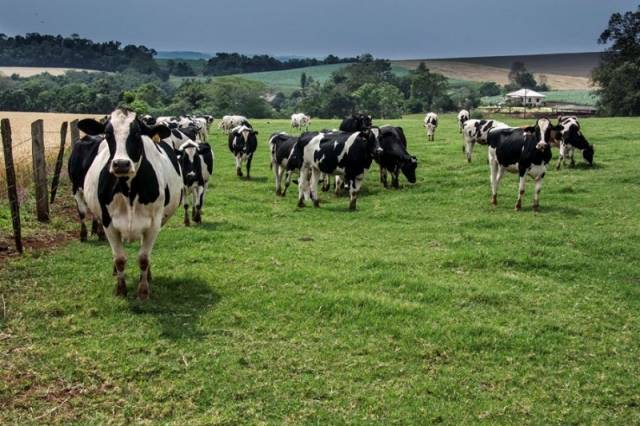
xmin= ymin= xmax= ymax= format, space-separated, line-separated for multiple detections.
xmin=66 ymin=108 xmax=595 ymax=299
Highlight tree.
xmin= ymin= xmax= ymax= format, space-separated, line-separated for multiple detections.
xmin=479 ymin=82 xmax=502 ymax=97
xmin=593 ymin=5 xmax=640 ymax=115
xmin=300 ymin=72 xmax=307 ymax=95
xmin=508 ymin=61 xmax=537 ymax=89
xmin=408 ymin=62 xmax=449 ymax=111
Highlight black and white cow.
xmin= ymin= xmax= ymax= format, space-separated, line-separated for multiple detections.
xmin=78 ymin=108 xmax=183 ymax=299
xmin=293 ymin=130 xmax=383 ymax=210
xmin=68 ymin=134 xmax=105 ymax=241
xmin=556 ymin=116 xmax=595 ymax=169
xmin=377 ymin=126 xmax=418 ymax=188
xmin=177 ymin=141 xmax=214 ymax=226
xmin=457 ymin=110 xmax=470 ymax=133
xmin=462 ymin=119 xmax=510 ymax=162
xmin=339 ymin=114 xmax=373 ymax=133
xmin=268 ymin=132 xmax=299 ymax=196
xmin=487 ymin=118 xmax=562 ymax=212
xmin=424 ymin=112 xmax=438 ymax=141
xmin=228 ymin=125 xmax=259 ymax=178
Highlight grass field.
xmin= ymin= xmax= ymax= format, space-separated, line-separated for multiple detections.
xmin=1 ymin=115 xmax=639 ymax=423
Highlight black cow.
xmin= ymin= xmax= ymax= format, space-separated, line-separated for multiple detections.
xmin=295 ymin=130 xmax=383 ymax=210
xmin=556 ymin=116 xmax=594 ymax=169
xmin=339 ymin=114 xmax=373 ymax=133
xmin=377 ymin=126 xmax=417 ymax=188
xmin=177 ymin=141 xmax=214 ymax=226
xmin=228 ymin=125 xmax=259 ymax=178
xmin=268 ymin=132 xmax=299 ymax=196
xmin=488 ymin=118 xmax=562 ymax=212
xmin=68 ymin=134 xmax=105 ymax=241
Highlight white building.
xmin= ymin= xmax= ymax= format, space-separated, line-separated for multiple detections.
xmin=506 ymin=89 xmax=546 ymax=107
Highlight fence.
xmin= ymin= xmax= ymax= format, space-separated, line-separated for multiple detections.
xmin=0 ymin=118 xmax=79 ymax=254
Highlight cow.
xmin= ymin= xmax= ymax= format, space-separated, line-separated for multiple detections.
xmin=556 ymin=116 xmax=594 ymax=169
xmin=487 ymin=118 xmax=563 ymax=212
xmin=292 ymin=130 xmax=383 ymax=210
xmin=165 ymin=127 xmax=197 ymax=150
xmin=177 ymin=141 xmax=214 ymax=226
xmin=68 ymin=134 xmax=106 ymax=241
xmin=377 ymin=126 xmax=418 ymax=188
xmin=457 ymin=110 xmax=470 ymax=133
xmin=78 ymin=108 xmax=183 ymax=300
xmin=339 ymin=114 xmax=372 ymax=133
xmin=290 ymin=113 xmax=311 ymax=132
xmin=228 ymin=125 xmax=259 ymax=178
xmin=462 ymin=119 xmax=510 ymax=163
xmin=268 ymin=132 xmax=299 ymax=196
xmin=219 ymin=115 xmax=250 ymax=134
xmin=424 ymin=112 xmax=438 ymax=141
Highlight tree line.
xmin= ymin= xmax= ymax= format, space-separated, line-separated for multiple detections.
xmin=202 ymin=52 xmax=356 ymax=76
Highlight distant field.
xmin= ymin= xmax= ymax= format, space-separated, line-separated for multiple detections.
xmin=0 ymin=67 xmax=101 ymax=77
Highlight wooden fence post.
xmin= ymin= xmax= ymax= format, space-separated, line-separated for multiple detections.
xmin=31 ymin=119 xmax=49 ymax=222
xmin=69 ymin=119 xmax=79 ymax=148
xmin=50 ymin=121 xmax=68 ymax=204
xmin=1 ymin=119 xmax=23 ymax=254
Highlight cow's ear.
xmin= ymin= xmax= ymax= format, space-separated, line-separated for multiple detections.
xmin=144 ymin=124 xmax=171 ymax=140
xmin=78 ymin=119 xmax=105 ymax=136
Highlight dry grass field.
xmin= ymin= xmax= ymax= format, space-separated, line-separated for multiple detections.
xmin=392 ymin=60 xmax=593 ymax=90
xmin=0 ymin=112 xmax=102 ymax=190
xmin=0 ymin=66 xmax=100 ymax=77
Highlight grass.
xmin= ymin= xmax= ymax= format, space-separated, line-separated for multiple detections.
xmin=1 ymin=114 xmax=640 ymax=423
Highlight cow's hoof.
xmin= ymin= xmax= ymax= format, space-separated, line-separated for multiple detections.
xmin=184 ymin=219 xmax=190 ymax=227
xmin=236 ymin=168 xmax=243 ymax=177
xmin=80 ymin=229 xmax=87 ymax=242
xmin=313 ymin=200 xmax=320 ymax=208
xmin=491 ymin=196 xmax=497 ymax=206
xmin=349 ymin=201 xmax=357 ymax=211
xmin=514 ymin=203 xmax=522 ymax=211
xmin=137 ymin=290 xmax=149 ymax=301
xmin=297 ymin=200 xmax=305 ymax=208
xmin=276 ymin=189 xmax=282 ymax=196
xmin=533 ymin=204 xmax=540 ymax=213
xmin=467 ymin=158 xmax=472 ymax=163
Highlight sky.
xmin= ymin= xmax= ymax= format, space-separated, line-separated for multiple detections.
xmin=0 ymin=0 xmax=636 ymax=59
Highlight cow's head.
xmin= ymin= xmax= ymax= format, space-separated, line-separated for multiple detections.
xmin=78 ymin=109 xmax=170 ymax=178
xmin=177 ymin=141 xmax=201 ymax=186
xmin=527 ymin=118 xmax=563 ymax=151
xmin=231 ymin=125 xmax=258 ymax=153
xmin=563 ymin=122 xmax=594 ymax=165
xmin=401 ymin=156 xmax=418 ymax=184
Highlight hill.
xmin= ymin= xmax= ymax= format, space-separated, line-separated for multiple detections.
xmin=393 ymin=52 xmax=601 ymax=90
xmin=155 ymin=51 xmax=212 ymax=60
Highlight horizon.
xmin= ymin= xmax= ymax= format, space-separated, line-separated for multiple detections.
xmin=0 ymin=0 xmax=635 ymax=59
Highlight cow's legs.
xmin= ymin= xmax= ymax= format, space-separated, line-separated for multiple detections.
xmin=137 ymin=225 xmax=160 ymax=300
xmin=193 ymin=187 xmax=204 ymax=224
xmin=489 ymin=155 xmax=500 ymax=206
xmin=74 ymin=190 xmax=89 ymax=242
xmin=310 ymin=170 xmax=321 ymax=207
xmin=515 ymin=175 xmax=526 ymax=211
xmin=105 ymin=227 xmax=127 ymax=297
xmin=235 ymin=155 xmax=243 ymax=177
xmin=183 ymin=186 xmax=191 ymax=226
xmin=274 ymin=164 xmax=282 ymax=195
xmin=283 ymin=171 xmax=292 ymax=196
xmin=246 ymin=155 xmax=253 ymax=179
xmin=380 ymin=167 xmax=388 ymax=188
xmin=392 ymin=170 xmax=400 ymax=189
xmin=465 ymin=139 xmax=475 ymax=163
xmin=297 ymin=166 xmax=310 ymax=207
xmin=556 ymin=142 xmax=566 ymax=170
xmin=568 ymin=146 xmax=576 ymax=167
xmin=321 ymin=173 xmax=330 ymax=192
xmin=533 ymin=176 xmax=543 ymax=212
xmin=348 ymin=175 xmax=363 ymax=210
xmin=335 ymin=176 xmax=343 ymax=196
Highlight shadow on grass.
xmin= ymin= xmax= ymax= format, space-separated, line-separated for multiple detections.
xmin=244 ymin=176 xmax=269 ymax=183
xmin=197 ymin=220 xmax=249 ymax=232
xmin=128 ymin=275 xmax=220 ymax=340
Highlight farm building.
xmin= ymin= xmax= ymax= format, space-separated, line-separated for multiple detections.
xmin=506 ymin=88 xmax=546 ymax=106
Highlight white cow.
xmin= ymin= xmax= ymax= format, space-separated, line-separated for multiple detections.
xmin=290 ymin=113 xmax=311 ymax=132
xmin=462 ymin=119 xmax=510 ymax=163
xmin=79 ymin=109 xmax=183 ymax=300
xmin=424 ymin=112 xmax=438 ymax=141
xmin=457 ymin=110 xmax=470 ymax=133
xmin=219 ymin=115 xmax=250 ymax=134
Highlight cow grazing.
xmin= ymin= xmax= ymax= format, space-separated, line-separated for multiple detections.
xmin=293 ymin=130 xmax=383 ymax=210
xmin=457 ymin=110 xmax=470 ymax=133
xmin=556 ymin=116 xmax=594 ymax=169
xmin=68 ymin=134 xmax=105 ymax=241
xmin=78 ymin=108 xmax=183 ymax=299
xmin=377 ymin=126 xmax=418 ymax=188
xmin=177 ymin=141 xmax=214 ymax=226
xmin=487 ymin=118 xmax=562 ymax=212
xmin=228 ymin=125 xmax=259 ymax=178
xmin=424 ymin=112 xmax=438 ymax=141
xmin=339 ymin=114 xmax=373 ymax=133
xmin=290 ymin=113 xmax=311 ymax=132
xmin=462 ymin=119 xmax=510 ymax=162
xmin=269 ymin=132 xmax=299 ymax=196
xmin=219 ymin=115 xmax=250 ymax=134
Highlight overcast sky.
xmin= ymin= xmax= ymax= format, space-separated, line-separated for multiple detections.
xmin=0 ymin=0 xmax=636 ymax=59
